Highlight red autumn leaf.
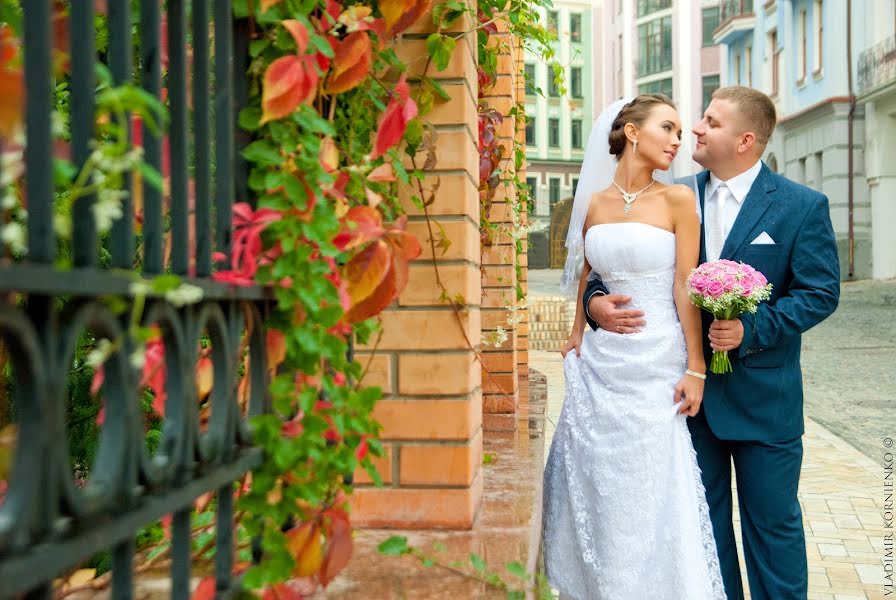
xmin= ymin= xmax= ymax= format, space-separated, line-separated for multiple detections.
xmin=213 ymin=203 xmax=282 ymax=286
xmin=385 ymin=230 xmax=422 ymax=295
xmin=194 ymin=491 xmax=213 ymax=512
xmin=372 ymin=75 xmax=418 ymax=158
xmin=196 ymin=356 xmax=213 ymax=401
xmin=191 ymin=577 xmax=216 ymax=600
xmin=380 ymin=0 xmax=432 ymax=35
xmin=285 ymin=522 xmax=323 ymax=577
xmin=0 ymin=25 xmax=24 ymax=138
xmin=260 ymin=55 xmax=318 ymax=124
xmin=325 ymin=32 xmax=372 ymax=95
xmin=281 ymin=416 xmax=304 ymax=438
xmin=320 ymin=509 xmax=353 ymax=586
xmin=281 ymin=19 xmax=310 ymax=53
xmin=365 ymin=187 xmax=383 ymax=209
xmin=345 ymin=240 xmax=392 ymax=313
xmin=332 ymin=206 xmax=385 ymax=252
xmin=355 ymin=435 xmax=369 ymax=460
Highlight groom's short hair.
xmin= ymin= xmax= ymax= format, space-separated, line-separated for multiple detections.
xmin=712 ymin=86 xmax=777 ymax=147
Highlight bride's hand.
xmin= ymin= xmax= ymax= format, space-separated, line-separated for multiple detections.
xmin=560 ymin=331 xmax=584 ymax=358
xmin=674 ymin=372 xmax=705 ymax=416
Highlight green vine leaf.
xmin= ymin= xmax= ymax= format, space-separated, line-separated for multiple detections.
xmin=378 ymin=535 xmax=410 ymax=556
xmin=425 ymin=33 xmax=456 ymax=71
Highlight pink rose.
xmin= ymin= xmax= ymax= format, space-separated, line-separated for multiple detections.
xmin=706 ymin=280 xmax=725 ymax=298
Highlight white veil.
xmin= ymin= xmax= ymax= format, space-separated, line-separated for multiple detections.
xmin=560 ymin=97 xmax=678 ymax=295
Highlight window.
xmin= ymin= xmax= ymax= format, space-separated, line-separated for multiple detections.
xmin=702 ymin=7 xmax=720 ymax=46
xmin=526 ymin=176 xmax=537 ymax=198
xmin=638 ymin=16 xmax=673 ymax=77
xmin=814 ymin=151 xmax=823 ymax=190
xmin=549 ymin=178 xmax=561 ymax=204
xmin=813 ymin=0 xmax=823 ymax=74
xmin=735 ymin=52 xmax=741 ymax=85
xmin=525 ymin=117 xmax=536 ymax=145
xmin=571 ymin=67 xmax=583 ymax=98
xmin=548 ymin=118 xmax=560 ymax=147
xmin=745 ymin=46 xmax=752 ymax=87
xmin=702 ymin=75 xmax=720 ymax=111
xmin=769 ymin=30 xmax=779 ymax=95
xmin=637 ymin=0 xmax=672 ymax=17
xmin=798 ymin=157 xmax=807 ymax=184
xmin=547 ymin=10 xmax=558 ymax=33
xmin=570 ymin=13 xmax=582 ymax=42
xmin=525 ymin=63 xmax=537 ymax=95
xmin=767 ymin=154 xmax=778 ymax=173
xmin=572 ymin=178 xmax=579 ymax=196
xmin=798 ymin=9 xmax=807 ymax=82
xmin=548 ymin=72 xmax=560 ymax=97
xmin=571 ymin=119 xmax=583 ymax=149
xmin=638 ymin=78 xmax=673 ymax=97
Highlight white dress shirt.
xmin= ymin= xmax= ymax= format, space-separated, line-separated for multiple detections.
xmin=703 ymin=160 xmax=763 ymax=257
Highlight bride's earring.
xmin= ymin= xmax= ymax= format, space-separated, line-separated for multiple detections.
xmin=633 ymin=139 xmax=638 ymax=156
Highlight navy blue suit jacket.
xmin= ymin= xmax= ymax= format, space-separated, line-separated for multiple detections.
xmin=583 ymin=164 xmax=840 ymax=441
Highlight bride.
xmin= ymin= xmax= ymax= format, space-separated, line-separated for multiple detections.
xmin=541 ymin=94 xmax=727 ymax=599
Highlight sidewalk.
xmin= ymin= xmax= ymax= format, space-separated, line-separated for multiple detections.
xmin=533 ymin=346 xmax=892 ymax=600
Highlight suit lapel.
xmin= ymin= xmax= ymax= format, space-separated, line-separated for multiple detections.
xmin=720 ymin=164 xmax=776 ymax=259
xmin=696 ymin=170 xmax=710 ymax=264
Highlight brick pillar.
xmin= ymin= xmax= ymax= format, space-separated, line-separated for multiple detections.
xmin=513 ymin=40 xmax=530 ymax=408
xmin=349 ymin=0 xmax=484 ymax=529
xmin=479 ymin=18 xmax=524 ymax=432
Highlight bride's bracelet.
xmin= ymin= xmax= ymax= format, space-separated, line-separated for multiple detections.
xmin=685 ymin=369 xmax=707 ymax=380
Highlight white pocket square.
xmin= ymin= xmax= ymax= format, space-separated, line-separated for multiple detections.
xmin=750 ymin=231 xmax=776 ymax=245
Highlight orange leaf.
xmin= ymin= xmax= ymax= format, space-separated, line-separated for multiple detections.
xmin=0 ymin=26 xmax=23 ymax=138
xmin=385 ymin=230 xmax=422 ymax=295
xmin=194 ymin=491 xmax=213 ymax=512
xmin=281 ymin=19 xmax=309 ymax=54
xmin=365 ymin=187 xmax=382 ymax=209
xmin=346 ymin=259 xmax=396 ymax=323
xmin=285 ymin=522 xmax=323 ymax=577
xmin=266 ymin=330 xmax=287 ymax=373
xmin=380 ymin=0 xmax=432 ymax=35
xmin=67 ymin=569 xmax=97 ymax=587
xmin=319 ymin=137 xmax=339 ymax=172
xmin=260 ymin=0 xmax=285 ymax=12
xmin=333 ymin=206 xmax=384 ymax=252
xmin=320 ymin=510 xmax=353 ymax=586
xmin=191 ymin=577 xmax=216 ymax=600
xmin=345 ymin=240 xmax=391 ymax=308
xmin=195 ymin=357 xmax=213 ymax=400
xmin=367 ymin=162 xmax=395 ymax=182
xmin=339 ymin=5 xmax=373 ymax=31
xmin=261 ymin=55 xmax=316 ymax=124
xmin=325 ymin=32 xmax=371 ymax=95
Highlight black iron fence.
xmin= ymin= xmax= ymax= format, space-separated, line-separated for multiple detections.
xmin=0 ymin=1 xmax=269 ymax=597
xmin=858 ymin=34 xmax=896 ymax=94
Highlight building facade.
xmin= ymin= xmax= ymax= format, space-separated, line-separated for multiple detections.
xmin=714 ymin=0 xmax=879 ymax=279
xmin=593 ymin=0 xmax=724 ymax=176
xmin=524 ymin=0 xmax=594 ymax=221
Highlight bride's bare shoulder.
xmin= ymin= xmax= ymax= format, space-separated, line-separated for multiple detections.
xmin=661 ymin=183 xmax=696 ymax=208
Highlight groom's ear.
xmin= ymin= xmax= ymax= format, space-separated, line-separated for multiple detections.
xmin=737 ymin=131 xmax=758 ymax=155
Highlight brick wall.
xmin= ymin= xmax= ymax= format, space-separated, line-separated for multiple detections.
xmin=529 ymin=297 xmax=576 ymax=351
xmin=349 ymin=0 xmax=484 ymax=529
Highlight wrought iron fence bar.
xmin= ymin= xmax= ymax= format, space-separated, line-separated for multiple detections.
xmin=111 ymin=539 xmax=135 ymax=599
xmin=22 ymin=0 xmax=55 ymax=264
xmin=70 ymin=0 xmax=97 ymax=268
xmin=108 ymin=0 xmax=134 ymax=269
xmin=194 ymin=0 xmax=212 ymax=278
xmin=232 ymin=17 xmax=251 ymax=208
xmin=215 ymin=483 xmax=234 ymax=592
xmin=141 ymin=0 xmax=164 ymax=274
xmin=21 ymin=583 xmax=51 ymax=600
xmin=215 ymin=0 xmax=236 ymax=260
xmin=171 ymin=507 xmax=192 ymax=600
xmin=0 ymin=449 xmax=262 ymax=596
xmin=168 ymin=0 xmax=189 ymax=276
xmin=0 ymin=265 xmax=267 ymax=300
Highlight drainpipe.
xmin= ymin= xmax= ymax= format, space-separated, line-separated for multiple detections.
xmin=847 ymin=0 xmax=856 ymax=279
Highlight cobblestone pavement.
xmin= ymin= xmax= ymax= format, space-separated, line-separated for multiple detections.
xmin=530 ymin=276 xmax=895 ymax=600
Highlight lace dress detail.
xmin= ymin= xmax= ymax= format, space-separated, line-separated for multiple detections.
xmin=542 ymin=223 xmax=726 ymax=600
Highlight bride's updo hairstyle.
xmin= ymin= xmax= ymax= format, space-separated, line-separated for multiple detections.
xmin=608 ymin=93 xmax=676 ymax=157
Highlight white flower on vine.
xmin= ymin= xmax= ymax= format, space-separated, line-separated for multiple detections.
xmin=1 ymin=191 xmax=16 ymax=210
xmin=165 ymin=283 xmax=204 ymax=307
xmin=92 ymin=189 xmax=127 ymax=233
xmin=53 ymin=213 xmax=72 ymax=239
xmin=129 ymin=346 xmax=146 ymax=370
xmin=85 ymin=338 xmax=113 ymax=369
xmin=129 ymin=281 xmax=152 ymax=296
xmin=51 ymin=111 xmax=67 ymax=138
xmin=0 ymin=222 xmax=26 ymax=255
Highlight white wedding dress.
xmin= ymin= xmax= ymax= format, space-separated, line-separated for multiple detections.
xmin=542 ymin=222 xmax=726 ymax=600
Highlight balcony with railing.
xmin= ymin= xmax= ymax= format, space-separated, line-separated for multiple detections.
xmin=858 ymin=35 xmax=896 ymax=95
xmin=713 ymin=0 xmax=756 ymax=46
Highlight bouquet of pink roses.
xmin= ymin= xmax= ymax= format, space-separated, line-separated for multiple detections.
xmin=686 ymin=259 xmax=773 ymax=374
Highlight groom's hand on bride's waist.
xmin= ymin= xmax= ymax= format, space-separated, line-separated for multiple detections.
xmin=709 ymin=318 xmax=744 ymax=351
xmin=588 ymin=294 xmax=646 ymax=334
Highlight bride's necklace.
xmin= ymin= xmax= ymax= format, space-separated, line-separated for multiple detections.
xmin=612 ymin=178 xmax=656 ymax=216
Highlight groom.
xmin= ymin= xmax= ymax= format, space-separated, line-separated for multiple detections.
xmin=582 ymin=86 xmax=840 ymax=599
